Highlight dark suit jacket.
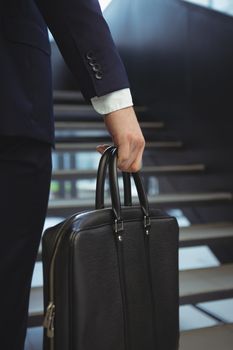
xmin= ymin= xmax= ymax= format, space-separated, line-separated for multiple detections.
xmin=0 ymin=0 xmax=130 ymax=146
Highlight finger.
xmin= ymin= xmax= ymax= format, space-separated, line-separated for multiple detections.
xmin=128 ymin=156 xmax=143 ymax=172
xmin=124 ymin=149 xmax=143 ymax=172
xmin=117 ymin=139 xmax=130 ymax=169
xmin=119 ymin=136 xmax=145 ymax=171
xmin=96 ymin=144 xmax=111 ymax=154
xmin=132 ymin=141 xmax=145 ymax=169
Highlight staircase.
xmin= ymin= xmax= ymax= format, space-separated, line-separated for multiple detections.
xmin=26 ymin=90 xmax=233 ymax=349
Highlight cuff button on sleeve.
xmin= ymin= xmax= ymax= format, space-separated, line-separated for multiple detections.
xmin=95 ymin=71 xmax=103 ymax=80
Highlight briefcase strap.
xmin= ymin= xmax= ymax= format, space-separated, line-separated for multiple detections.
xmin=95 ymin=145 xmax=132 ymax=209
xmin=95 ymin=146 xmax=151 ymax=239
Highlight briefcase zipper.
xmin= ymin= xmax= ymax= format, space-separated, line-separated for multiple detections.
xmin=43 ymin=211 xmax=87 ymax=350
xmin=114 ymin=219 xmax=130 ymax=350
xmin=43 ymin=302 xmax=55 ymax=338
xmin=143 ymin=216 xmax=157 ymax=348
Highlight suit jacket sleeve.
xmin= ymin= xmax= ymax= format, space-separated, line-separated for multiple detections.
xmin=35 ymin=0 xmax=130 ymax=102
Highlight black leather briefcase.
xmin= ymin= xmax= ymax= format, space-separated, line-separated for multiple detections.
xmin=42 ymin=145 xmax=180 ymax=350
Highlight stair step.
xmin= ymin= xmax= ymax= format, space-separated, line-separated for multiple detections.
xmin=179 ymin=323 xmax=233 ymax=350
xmin=28 ymin=286 xmax=44 ymax=327
xmin=54 ymin=104 xmax=149 ymax=120
xmin=47 ymin=192 xmax=233 ymax=216
xmin=26 ymin=321 xmax=233 ymax=348
xmin=28 ymin=263 xmax=233 ymax=327
xmin=51 ymin=164 xmax=206 ymax=180
xmin=52 ymin=164 xmax=205 ymax=180
xmin=54 ymin=130 xmax=175 ymax=143
xmin=25 ymin=322 xmax=233 ymax=349
xmin=36 ymin=221 xmax=233 ymax=261
xmin=55 ymin=121 xmax=165 ymax=129
xmin=53 ymin=91 xmax=151 ymax=109
xmin=179 ymin=222 xmax=233 ymax=246
xmin=55 ymin=130 xmax=111 ymax=143
xmin=180 ymin=263 xmax=233 ymax=304
xmin=53 ymin=90 xmax=85 ymax=104
xmin=54 ymin=141 xmax=183 ymax=151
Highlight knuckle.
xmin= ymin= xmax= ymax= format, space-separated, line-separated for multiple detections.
xmin=119 ymin=165 xmax=128 ymax=172
xmin=130 ymin=164 xmax=140 ymax=172
xmin=125 ymin=132 xmax=134 ymax=141
xmin=138 ymin=137 xmax=145 ymax=147
xmin=118 ymin=156 xmax=128 ymax=164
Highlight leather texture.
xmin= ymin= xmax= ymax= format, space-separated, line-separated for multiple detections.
xmin=42 ymin=146 xmax=180 ymax=350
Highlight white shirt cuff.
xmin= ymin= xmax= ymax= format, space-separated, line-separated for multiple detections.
xmin=91 ymin=88 xmax=133 ymax=115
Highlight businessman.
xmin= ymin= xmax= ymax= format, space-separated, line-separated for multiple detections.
xmin=0 ymin=0 xmax=145 ymax=349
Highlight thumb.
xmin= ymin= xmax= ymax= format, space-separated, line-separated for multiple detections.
xmin=96 ymin=144 xmax=111 ymax=154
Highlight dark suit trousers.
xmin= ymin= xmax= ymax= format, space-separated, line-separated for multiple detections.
xmin=0 ymin=135 xmax=52 ymax=350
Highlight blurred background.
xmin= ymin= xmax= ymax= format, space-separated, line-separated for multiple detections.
xmin=26 ymin=1 xmax=233 ymax=349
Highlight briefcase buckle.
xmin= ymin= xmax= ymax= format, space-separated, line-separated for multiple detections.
xmin=114 ymin=219 xmax=124 ymax=241
xmin=144 ymin=215 xmax=151 ymax=235
xmin=114 ymin=219 xmax=124 ymax=234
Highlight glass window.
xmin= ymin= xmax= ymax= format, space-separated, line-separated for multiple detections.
xmin=182 ymin=0 xmax=233 ymax=16
xmin=212 ymin=0 xmax=233 ymax=16
xmin=184 ymin=0 xmax=211 ymax=6
xmin=99 ymin=0 xmax=113 ymax=11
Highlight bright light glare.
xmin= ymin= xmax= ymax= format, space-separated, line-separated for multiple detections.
xmin=99 ymin=0 xmax=113 ymax=11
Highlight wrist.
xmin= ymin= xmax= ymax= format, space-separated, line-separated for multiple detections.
xmin=104 ymin=106 xmax=134 ymax=118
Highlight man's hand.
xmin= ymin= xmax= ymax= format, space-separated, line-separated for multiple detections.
xmin=96 ymin=107 xmax=145 ymax=172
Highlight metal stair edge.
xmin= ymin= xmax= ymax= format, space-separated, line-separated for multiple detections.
xmin=28 ymin=263 xmax=233 ymax=327
xmin=51 ymin=164 xmax=206 ymax=179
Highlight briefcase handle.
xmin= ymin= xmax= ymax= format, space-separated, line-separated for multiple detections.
xmin=95 ymin=145 xmax=133 ymax=209
xmin=95 ymin=146 xmax=151 ymax=232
